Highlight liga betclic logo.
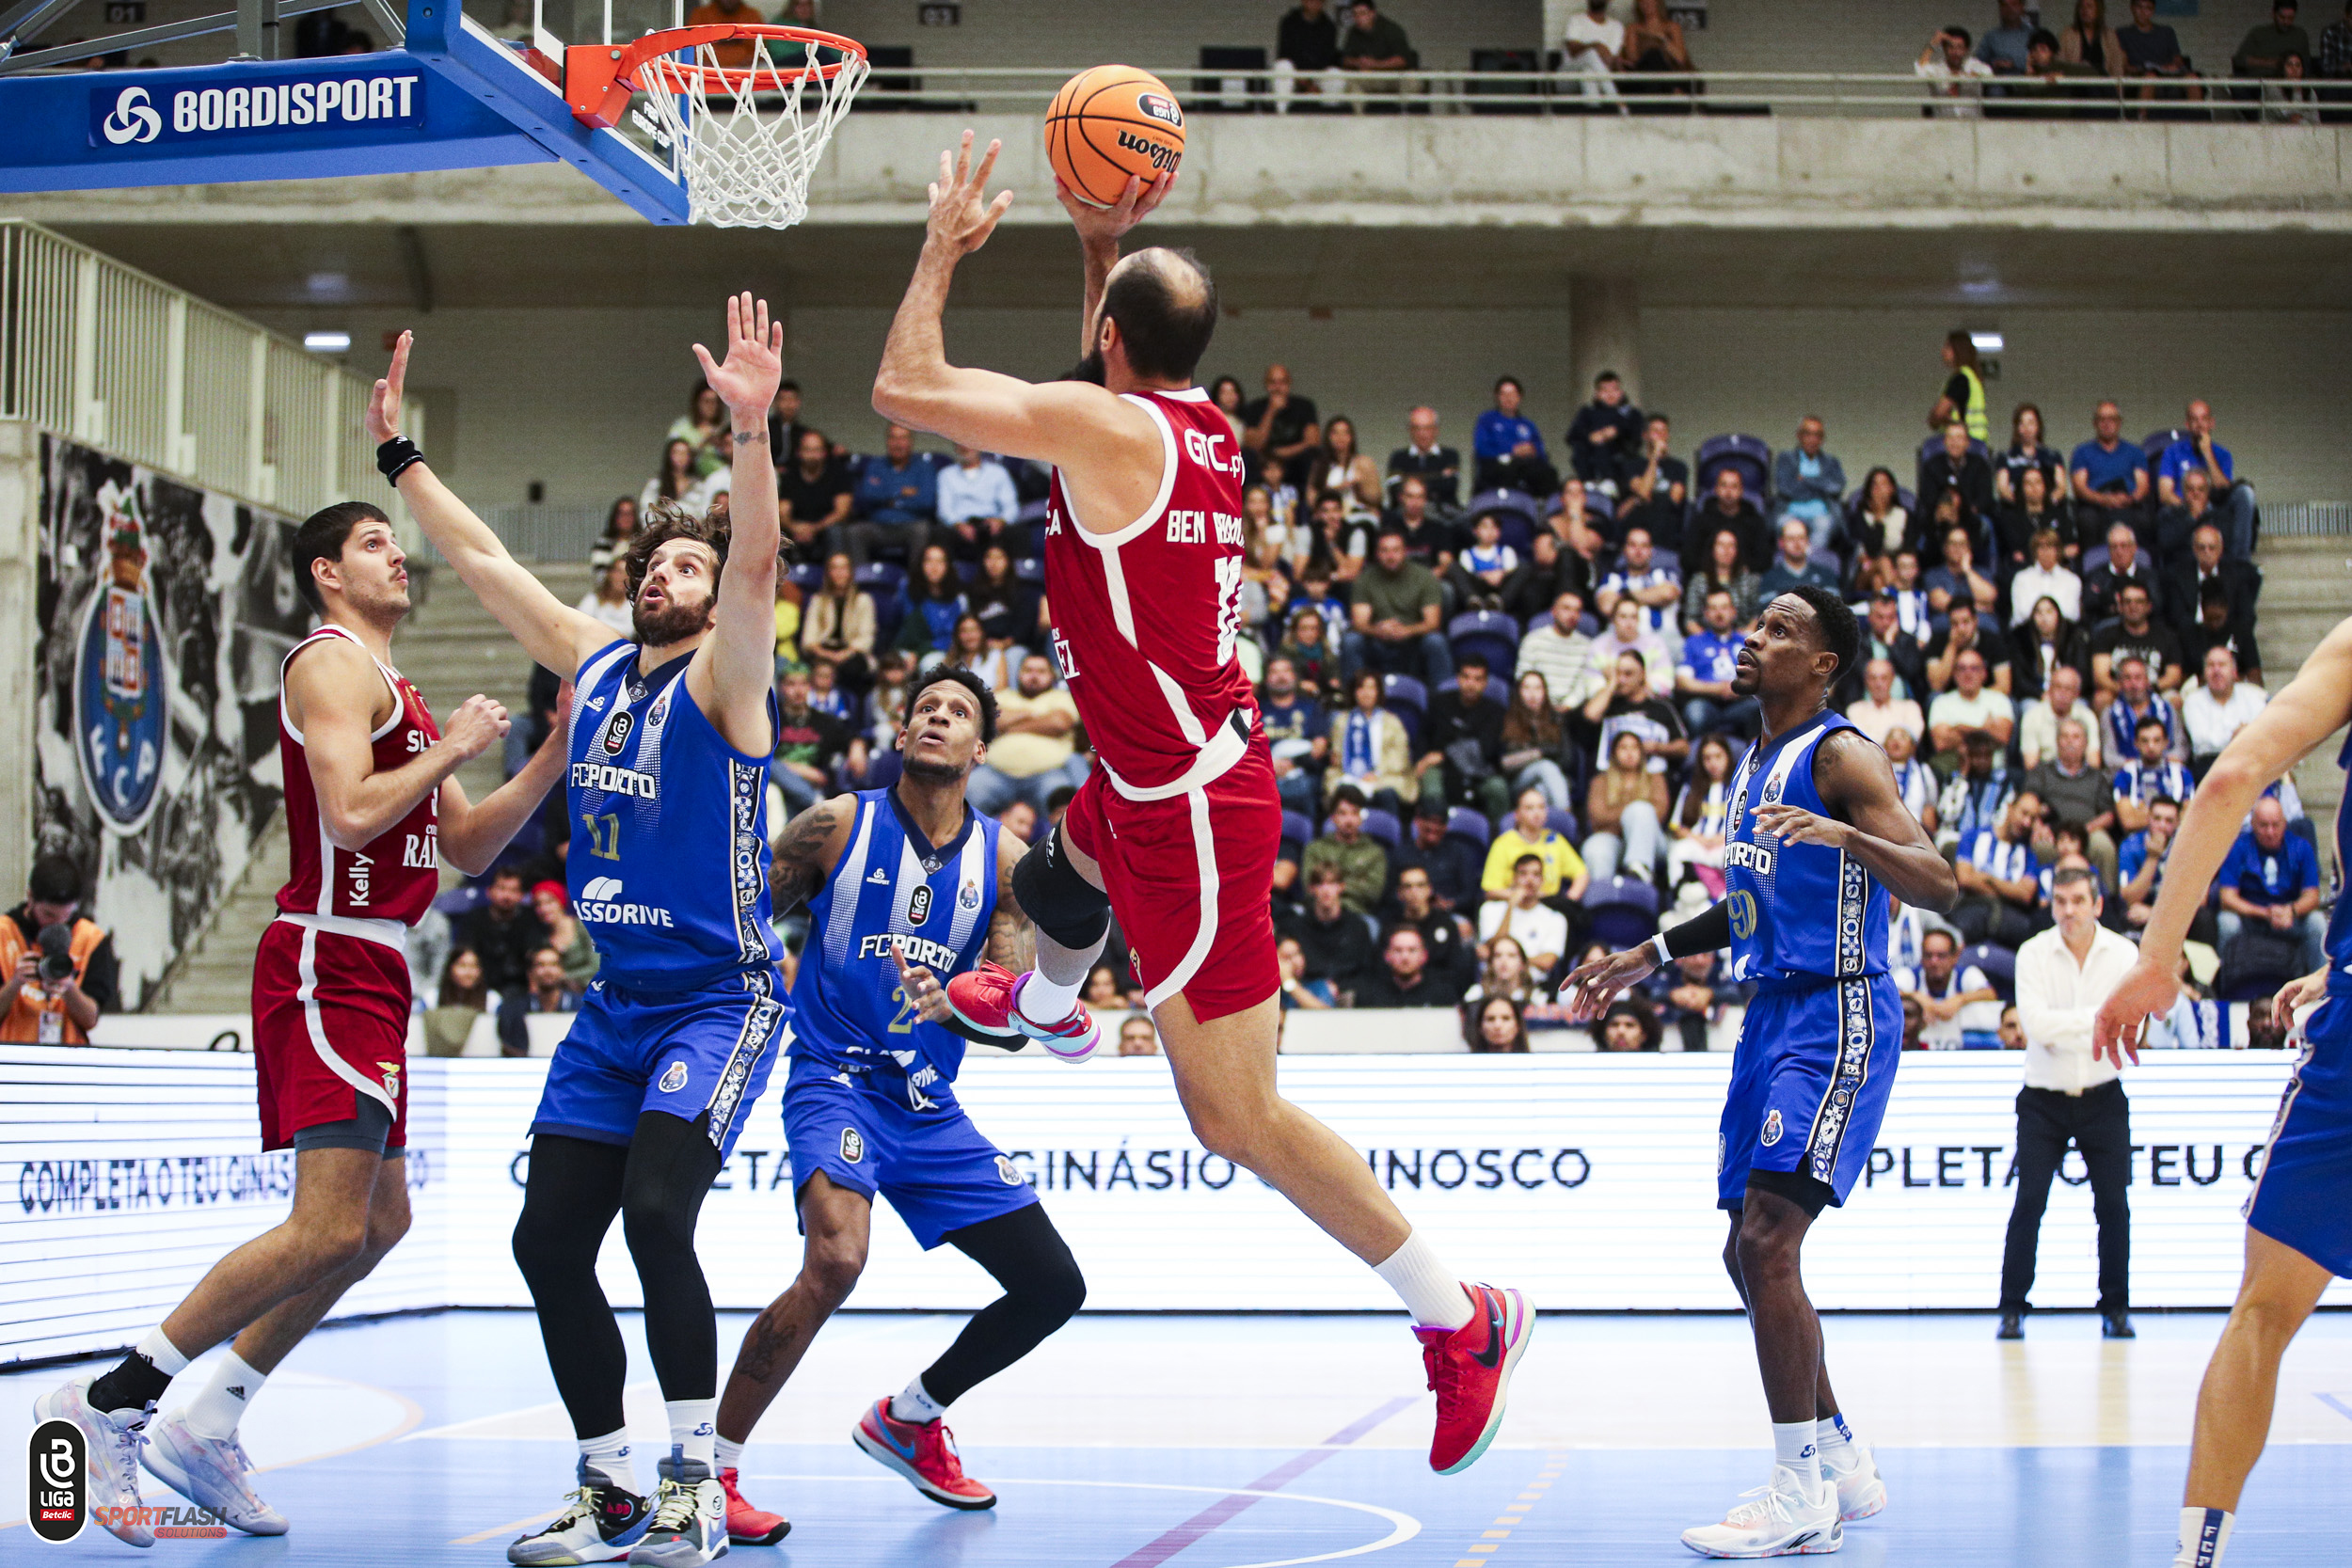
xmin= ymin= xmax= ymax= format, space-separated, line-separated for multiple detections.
xmin=26 ymin=1418 xmax=231 ymax=1542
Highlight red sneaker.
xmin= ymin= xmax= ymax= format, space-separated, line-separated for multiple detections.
xmin=1417 ymin=1282 xmax=1533 ymax=1475
xmin=946 ymin=962 xmax=1099 ymax=1063
xmin=719 ymin=1466 xmax=790 ymax=1545
xmin=850 ymin=1398 xmax=997 ymax=1511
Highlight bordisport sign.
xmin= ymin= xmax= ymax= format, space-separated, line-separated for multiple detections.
xmin=90 ymin=72 xmax=424 ymax=149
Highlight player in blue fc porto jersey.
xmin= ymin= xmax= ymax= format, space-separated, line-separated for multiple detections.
xmin=2096 ymin=611 xmax=2352 ymax=1568
xmin=707 ymin=664 xmax=1092 ymax=1544
xmin=1566 ymin=585 xmax=1959 ymax=1559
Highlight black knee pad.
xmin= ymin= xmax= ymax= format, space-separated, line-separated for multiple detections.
xmin=1012 ymin=829 xmax=1111 ymax=952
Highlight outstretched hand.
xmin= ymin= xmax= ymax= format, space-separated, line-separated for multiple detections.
xmin=1055 ymin=167 xmax=1175 ymax=247
xmin=2090 ymin=953 xmax=2173 ymax=1069
xmin=366 ymin=330 xmax=412 ymax=445
xmin=1560 ymin=944 xmax=1660 ymax=1023
xmin=891 ymin=939 xmax=953 ymax=1025
xmin=691 ymin=292 xmax=784 ymax=421
xmin=927 ymin=130 xmax=1014 ymax=258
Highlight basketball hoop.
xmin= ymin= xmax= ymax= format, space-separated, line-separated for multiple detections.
xmin=563 ymin=25 xmax=867 ymax=230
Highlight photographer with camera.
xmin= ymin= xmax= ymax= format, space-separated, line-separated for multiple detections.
xmin=0 ymin=854 xmax=119 ymax=1044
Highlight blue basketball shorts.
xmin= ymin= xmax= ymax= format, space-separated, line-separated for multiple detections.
xmin=781 ymin=1054 xmax=1037 ymax=1249
xmin=2245 ymin=995 xmax=2352 ymax=1278
xmin=1718 ymin=973 xmax=1903 ymax=1212
xmin=531 ymin=969 xmax=787 ymax=1161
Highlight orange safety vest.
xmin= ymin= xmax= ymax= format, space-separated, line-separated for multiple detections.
xmin=0 ymin=916 xmax=105 ymax=1045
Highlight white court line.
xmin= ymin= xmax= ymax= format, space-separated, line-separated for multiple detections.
xmin=734 ymin=1472 xmax=1421 ymax=1568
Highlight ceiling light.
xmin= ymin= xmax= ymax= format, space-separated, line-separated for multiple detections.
xmin=1969 ymin=331 xmax=2005 ymax=353
xmin=304 ymin=331 xmax=352 ymax=354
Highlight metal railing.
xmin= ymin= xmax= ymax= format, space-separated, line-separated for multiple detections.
xmin=0 ymin=220 xmax=402 ymax=526
xmin=2266 ymin=501 xmax=2352 ymax=537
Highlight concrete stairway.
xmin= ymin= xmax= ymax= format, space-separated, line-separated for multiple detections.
xmin=2249 ymin=535 xmax=2350 ymax=826
xmin=154 ymin=562 xmax=594 ymax=1012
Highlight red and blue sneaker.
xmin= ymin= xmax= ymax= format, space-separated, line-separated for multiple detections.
xmin=850 ymin=1399 xmax=996 ymax=1510
xmin=718 ymin=1467 xmax=789 ymax=1545
xmin=946 ymin=962 xmax=1099 ymax=1063
xmin=1417 ymin=1282 xmax=1534 ymax=1475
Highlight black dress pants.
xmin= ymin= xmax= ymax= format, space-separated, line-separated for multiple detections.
xmin=1999 ymin=1080 xmax=2131 ymax=1315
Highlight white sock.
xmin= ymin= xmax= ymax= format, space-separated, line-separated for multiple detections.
xmin=713 ymin=1435 xmax=744 ymax=1473
xmin=1013 ymin=970 xmax=1081 ymax=1028
xmin=137 ymin=1327 xmax=192 ymax=1377
xmin=183 ymin=1352 xmax=265 ymax=1441
xmin=668 ymin=1398 xmax=719 ymax=1471
xmin=1371 ymin=1231 xmax=1474 ymax=1330
xmin=2174 ymin=1507 xmax=2233 ymax=1568
xmin=579 ymin=1429 xmax=637 ymax=1493
xmin=889 ymin=1375 xmax=946 ymax=1426
xmin=1815 ymin=1413 xmax=1853 ymax=1470
xmin=1772 ymin=1419 xmax=1821 ymax=1497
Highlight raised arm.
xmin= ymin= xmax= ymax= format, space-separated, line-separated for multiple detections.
xmin=1756 ymin=725 xmax=1960 ymax=912
xmin=286 ymin=637 xmax=506 ymax=850
xmin=368 ymin=333 xmax=611 ymax=677
xmin=437 ymin=690 xmax=569 ymax=876
xmin=2096 ymin=615 xmax=2352 ymax=1063
xmin=684 ymin=293 xmax=784 ymax=758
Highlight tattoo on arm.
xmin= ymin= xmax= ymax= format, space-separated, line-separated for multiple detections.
xmin=987 ymin=847 xmax=1037 ymax=971
xmin=770 ymin=803 xmax=838 ymax=915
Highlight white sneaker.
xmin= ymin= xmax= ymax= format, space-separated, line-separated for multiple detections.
xmin=1680 ymin=1466 xmax=1843 ymax=1558
xmin=32 ymin=1375 xmax=154 ymax=1548
xmin=1822 ymin=1440 xmax=1885 ymax=1523
xmin=141 ymin=1411 xmax=288 ymax=1535
xmin=508 ymin=1463 xmax=650 ymax=1566
xmin=628 ymin=1454 xmax=727 ymax=1567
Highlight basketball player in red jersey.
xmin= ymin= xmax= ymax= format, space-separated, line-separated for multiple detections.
xmin=877 ymin=135 xmax=1531 ymax=1475
xmin=35 ymin=503 xmax=568 ymax=1547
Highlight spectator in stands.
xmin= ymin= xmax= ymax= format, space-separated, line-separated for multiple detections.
xmin=1681 ymin=527 xmax=1764 ymax=637
xmin=997 ymin=799 xmax=1039 ymax=847
xmin=1900 ymin=928 xmax=2003 ymax=1049
xmin=1310 ymin=416 xmax=1385 ymax=524
xmin=2025 ymin=717 xmax=2120 ymax=888
xmin=2082 ymin=519 xmax=2162 ymax=628
xmin=666 ymin=383 xmax=726 ymax=476
xmin=1922 ymin=26 xmax=1996 ymax=108
xmin=1885 ymin=725 xmax=1941 ymax=836
xmin=936 ymin=444 xmax=1021 ymax=561
xmin=1519 ymin=590 xmax=1597 ymax=711
xmin=1277 ymin=936 xmax=1338 ymax=1012
xmin=1484 ymin=784 xmax=1588 ymax=901
xmin=2154 ymin=461 xmax=2220 ymax=568
xmin=1209 ymin=375 xmax=1249 ymax=451
xmin=764 ymin=377 xmax=810 ymax=467
xmin=1308 ymin=493 xmax=1373 ymax=585
xmin=893 ymin=542 xmax=965 ymax=660
xmin=0 ymin=855 xmax=119 ymax=1045
xmin=2157 ymin=399 xmax=2255 ymax=561
xmin=2234 ymin=0 xmax=2312 ymax=75
xmin=1930 ymin=651 xmax=2016 ymax=760
xmin=1347 ymin=530 xmax=1450 ymax=685
xmin=578 ymin=557 xmax=635 ymax=637
xmin=1848 ymin=657 xmax=1926 ymax=750
xmin=1304 ymin=784 xmax=1390 ymax=916
xmin=2058 ymin=0 xmax=2127 ymax=74
xmin=1584 ymin=644 xmax=1690 ymax=769
xmin=1597 ymin=525 xmax=1681 ymax=637
xmin=1463 ymin=933 xmax=1542 ymax=1016
xmin=1924 ymin=420 xmax=1999 ymax=537
xmin=1587 ymin=596 xmax=1676 ymax=701
xmin=2165 ymin=520 xmax=2259 ymax=637
xmin=1939 ymin=729 xmax=2015 ymax=845
xmin=2113 ymin=712 xmax=2196 ymax=832
xmin=1280 ymin=864 xmax=1375 ymax=991
xmin=1953 ymin=790 xmax=2045 ymax=947
xmin=1499 ymin=671 xmax=1573 ymax=811
xmin=1118 ymin=1017 xmax=1161 ymax=1055
xmin=1584 ymin=730 xmax=1671 ymax=886
xmin=1926 ymin=600 xmax=2013 ymax=698
xmin=1276 ymin=0 xmax=1343 ymax=94
xmin=1594 ymin=999 xmax=1664 ymax=1052
xmin=1243 ymin=364 xmax=1321 ymax=490
xmin=1925 ymin=523 xmax=2000 ymax=624
xmin=1622 ymin=412 xmax=1689 ymax=548
xmin=1384 ymin=863 xmax=1473 ymax=988
xmin=2104 ymin=651 xmax=2184 ymax=756
xmin=1759 ymin=517 xmax=1838 ymax=598
xmin=1328 ymin=671 xmax=1413 ymax=815
xmin=2090 ymin=584 xmax=2183 ymax=700
xmin=422 ymin=947 xmax=488 ymax=1057
xmin=1845 ymin=593 xmax=1930 ymax=708
xmin=846 ymin=424 xmax=938 ymax=564
xmin=969 ymin=543 xmax=1041 ymax=652
xmin=1416 ymin=653 xmax=1507 ymax=815
xmin=2215 ymin=797 xmax=2327 ymax=974
xmin=1687 ymin=468 xmax=1770 ymax=576
xmin=497 ymin=945 xmax=580 ymax=1057
xmin=1995 ymin=404 xmax=2073 ymax=509
xmin=1850 ymin=467 xmax=1911 ymax=565
xmin=1338 ymin=0 xmax=1414 ymax=82
xmin=1621 ymin=0 xmax=1696 ymax=82
xmin=772 ymin=666 xmax=855 ymax=817
xmin=644 ymin=438 xmax=702 ymax=514
xmin=457 ymin=866 xmax=548 ymax=997
xmin=2117 ymin=794 xmax=2179 ymax=931
xmin=2183 ymin=645 xmax=2266 ymax=772
xmin=2119 ymin=0 xmax=2195 ymax=85
xmin=1354 ymin=925 xmax=1458 ymax=1007
xmin=532 ymin=880 xmax=597 ymax=990
xmin=864 ymin=651 xmax=913 ymax=750
xmin=1473 ymin=376 xmax=1555 ymax=496
xmin=2071 ymin=401 xmax=2152 ymax=543
xmin=590 ymin=496 xmax=640 ymax=571
xmin=1666 ymin=733 xmax=1740 ymax=895
xmin=1262 ymin=656 xmax=1329 ymax=814
xmin=968 ymin=653 xmax=1085 ymax=814
xmin=1888 ymin=548 xmax=1934 ymax=640
xmin=1387 ymin=405 xmax=1460 ymax=511
xmin=1677 ymin=588 xmax=1758 ymax=740
xmin=2020 ymin=661 xmax=2102 ymax=770
xmin=1772 ymin=416 xmax=1848 ymax=548
xmin=2007 ymin=525 xmax=2081 ymax=630
xmin=935 ymin=613 xmax=1018 ymax=691
xmin=778 ymin=428 xmax=852 ymax=553
xmin=2323 ymin=0 xmax=2352 ymax=81
xmin=2183 ymin=580 xmax=2264 ymax=690
xmin=1978 ymin=0 xmax=2037 ymax=72
xmin=2010 ymin=595 xmax=2090 ymax=705
xmin=1931 ymin=333 xmax=1993 ymax=443
xmin=1645 ymin=949 xmax=1739 ymax=1053
xmin=1565 ymin=371 xmax=1643 ymax=494
xmin=1395 ymin=798 xmax=1486 ymax=916
xmin=1479 ymin=856 xmax=1572 ymax=981
xmin=1535 ymin=481 xmax=1605 ymax=598
xmin=1465 ymin=995 xmax=1531 ymax=1053
xmin=1446 ymin=508 xmax=1520 ymax=613
xmin=1562 ymin=0 xmax=1627 ymax=103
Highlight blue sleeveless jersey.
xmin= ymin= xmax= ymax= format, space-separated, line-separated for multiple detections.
xmin=566 ymin=640 xmax=778 ymax=990
xmin=1724 ymin=712 xmax=1890 ymax=989
xmin=2326 ymin=729 xmax=2352 ymax=994
xmin=792 ymin=787 xmax=1000 ymax=1101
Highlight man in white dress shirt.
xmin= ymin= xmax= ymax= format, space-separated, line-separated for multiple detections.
xmin=1998 ymin=866 xmax=2140 ymax=1342
xmin=2181 ymin=646 xmax=2267 ymax=772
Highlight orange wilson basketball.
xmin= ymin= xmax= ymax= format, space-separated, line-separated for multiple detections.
xmin=1045 ymin=66 xmax=1184 ymax=209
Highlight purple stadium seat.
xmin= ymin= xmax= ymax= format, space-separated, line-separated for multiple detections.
xmin=2141 ymin=427 xmax=2188 ymax=459
xmin=1381 ymin=674 xmax=1427 ymax=751
xmin=1445 ymin=807 xmax=1491 ymax=848
xmin=1467 ymin=488 xmax=1541 ymax=526
xmin=787 ymin=562 xmax=821 ymax=592
xmin=1582 ymin=875 xmax=1661 ymax=948
xmin=1544 ymin=488 xmax=1613 ymax=521
xmin=1280 ymin=810 xmax=1314 ymax=853
xmin=1447 ymin=610 xmax=1519 ymax=681
xmin=1963 ymin=941 xmax=2016 ymax=1003
xmin=1359 ymin=808 xmax=1403 ymax=850
xmin=2079 ymin=544 xmax=2109 ymax=578
xmin=954 ymin=560 xmax=978 ymax=583
xmin=1014 ymin=558 xmax=1045 ymax=584
xmin=1696 ymin=435 xmax=1772 ymax=506
xmin=863 ymin=748 xmax=903 ymax=790
xmin=855 ymin=562 xmax=907 ymax=594
xmin=1545 ymin=807 xmax=1581 ymax=841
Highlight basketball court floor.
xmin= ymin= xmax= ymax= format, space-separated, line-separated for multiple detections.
xmin=5 ymin=1308 xmax=2348 ymax=1565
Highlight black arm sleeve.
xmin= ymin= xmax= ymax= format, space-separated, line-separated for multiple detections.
xmin=1660 ymin=900 xmax=1732 ymax=961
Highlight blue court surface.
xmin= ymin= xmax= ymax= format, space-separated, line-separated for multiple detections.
xmin=6 ymin=1309 xmax=2349 ymax=1565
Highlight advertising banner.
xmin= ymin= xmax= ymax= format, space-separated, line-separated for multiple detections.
xmin=6 ymin=1046 xmax=2339 ymax=1363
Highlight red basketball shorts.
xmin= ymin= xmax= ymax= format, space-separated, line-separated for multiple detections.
xmin=1062 ymin=736 xmax=1282 ymax=1023
xmin=252 ymin=915 xmax=412 ymax=1152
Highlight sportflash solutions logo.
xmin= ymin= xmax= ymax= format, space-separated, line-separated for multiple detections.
xmin=26 ymin=1421 xmax=230 ymax=1542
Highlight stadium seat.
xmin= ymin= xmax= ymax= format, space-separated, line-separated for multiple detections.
xmin=1544 ymin=488 xmax=1613 ymax=521
xmin=1445 ymin=807 xmax=1491 ymax=849
xmin=2142 ymin=427 xmax=2188 ymax=459
xmin=1014 ymin=559 xmax=1045 ymax=584
xmin=1964 ymin=942 xmax=2017 ymax=1003
xmin=954 ymin=560 xmax=978 ymax=583
xmin=1380 ymin=674 xmax=1427 ymax=752
xmin=1545 ymin=807 xmax=1581 ymax=841
xmin=856 ymin=562 xmax=907 ymax=594
xmin=863 ymin=748 xmax=902 ymax=791
xmin=433 ymin=884 xmax=483 ymax=918
xmin=1447 ymin=610 xmax=1519 ymax=681
xmin=867 ymin=590 xmax=904 ymax=648
xmin=1280 ymin=810 xmax=1315 ymax=857
xmin=1583 ymin=875 xmax=1661 ymax=948
xmin=2079 ymin=544 xmax=2109 ymax=577
xmin=1359 ymin=808 xmax=1403 ymax=849
xmin=1695 ymin=435 xmax=1772 ymax=506
xmin=787 ymin=562 xmax=821 ymax=592
xmin=1465 ymin=488 xmax=1541 ymax=528
xmin=1915 ymin=433 xmax=1992 ymax=499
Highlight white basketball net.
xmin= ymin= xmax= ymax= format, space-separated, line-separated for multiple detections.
xmin=638 ymin=41 xmax=869 ymax=230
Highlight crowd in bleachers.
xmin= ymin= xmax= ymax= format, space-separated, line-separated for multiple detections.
xmin=429 ymin=323 xmax=2322 ymax=1057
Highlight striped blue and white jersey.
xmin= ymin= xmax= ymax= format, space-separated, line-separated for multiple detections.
xmin=1724 ymin=712 xmax=1890 ymax=989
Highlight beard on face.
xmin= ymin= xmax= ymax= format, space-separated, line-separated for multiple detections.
xmin=633 ymin=590 xmax=713 ymax=647
xmin=899 ymin=745 xmax=971 ymax=784
xmin=1062 ymin=349 xmax=1107 ymax=386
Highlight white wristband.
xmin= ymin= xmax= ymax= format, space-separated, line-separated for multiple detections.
xmin=1649 ymin=934 xmax=1673 ymax=966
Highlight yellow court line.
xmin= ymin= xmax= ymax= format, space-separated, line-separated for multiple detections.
xmin=451 ymin=1509 xmax=562 ymax=1547
xmin=1455 ymin=1452 xmax=1567 ymax=1568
